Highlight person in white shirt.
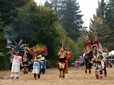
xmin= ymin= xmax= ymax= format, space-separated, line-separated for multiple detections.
xmin=101 ymin=48 xmax=109 ymax=77
xmin=10 ymin=51 xmax=23 ymax=80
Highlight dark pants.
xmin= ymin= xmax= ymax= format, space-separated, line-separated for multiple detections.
xmin=9 ymin=63 xmax=12 ymax=70
xmin=103 ymin=62 xmax=107 ymax=74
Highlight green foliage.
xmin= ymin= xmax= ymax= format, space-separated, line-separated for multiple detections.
xmin=105 ymin=0 xmax=114 ymax=51
xmin=59 ymin=0 xmax=83 ymax=42
xmin=44 ymin=1 xmax=52 ymax=8
xmin=6 ymin=1 xmax=60 ymax=61
xmin=0 ymin=0 xmax=85 ymax=69
xmin=90 ymin=0 xmax=114 ymax=51
xmin=0 ymin=17 xmax=7 ymax=52
xmin=0 ymin=17 xmax=9 ymax=70
xmin=0 ymin=0 xmax=31 ymax=70
xmin=0 ymin=0 xmax=30 ymax=25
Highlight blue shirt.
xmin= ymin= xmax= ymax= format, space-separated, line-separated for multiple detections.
xmin=80 ymin=56 xmax=84 ymax=62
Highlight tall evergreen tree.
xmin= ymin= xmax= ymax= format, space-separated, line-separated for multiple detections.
xmin=44 ymin=0 xmax=52 ymax=8
xmin=90 ymin=0 xmax=113 ymax=51
xmin=46 ymin=0 xmax=67 ymax=14
xmin=0 ymin=0 xmax=30 ymax=25
xmin=105 ymin=0 xmax=114 ymax=51
xmin=60 ymin=0 xmax=83 ymax=42
xmin=0 ymin=17 xmax=6 ymax=52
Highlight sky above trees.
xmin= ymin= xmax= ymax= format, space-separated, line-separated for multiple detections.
xmin=34 ymin=0 xmax=102 ymax=29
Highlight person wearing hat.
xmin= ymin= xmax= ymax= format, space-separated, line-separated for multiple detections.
xmin=58 ymin=48 xmax=67 ymax=80
xmin=10 ymin=51 xmax=23 ymax=79
xmin=92 ymin=46 xmax=103 ymax=79
xmin=32 ymin=52 xmax=42 ymax=79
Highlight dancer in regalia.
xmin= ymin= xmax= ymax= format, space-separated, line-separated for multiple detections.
xmin=22 ymin=52 xmax=29 ymax=74
xmin=57 ymin=37 xmax=67 ymax=79
xmin=32 ymin=44 xmax=48 ymax=79
xmin=92 ymin=45 xmax=103 ymax=79
xmin=10 ymin=40 xmax=27 ymax=79
xmin=84 ymin=51 xmax=92 ymax=74
xmin=32 ymin=52 xmax=41 ymax=79
xmin=81 ymin=29 xmax=103 ymax=79
xmin=58 ymin=48 xmax=67 ymax=79
xmin=65 ymin=50 xmax=71 ymax=73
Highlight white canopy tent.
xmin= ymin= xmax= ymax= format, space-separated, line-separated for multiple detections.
xmin=107 ymin=50 xmax=114 ymax=65
xmin=108 ymin=50 xmax=114 ymax=56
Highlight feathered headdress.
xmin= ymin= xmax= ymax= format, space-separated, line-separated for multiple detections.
xmin=81 ymin=28 xmax=102 ymax=53
xmin=76 ymin=48 xmax=87 ymax=54
xmin=62 ymin=36 xmax=66 ymax=48
xmin=10 ymin=39 xmax=28 ymax=54
xmin=33 ymin=44 xmax=48 ymax=56
xmin=24 ymin=46 xmax=33 ymax=55
xmin=64 ymin=49 xmax=71 ymax=56
xmin=58 ymin=36 xmax=66 ymax=50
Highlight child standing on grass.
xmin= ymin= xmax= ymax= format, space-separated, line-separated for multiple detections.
xmin=75 ymin=59 xmax=79 ymax=70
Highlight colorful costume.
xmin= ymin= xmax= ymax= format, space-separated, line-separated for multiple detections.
xmin=58 ymin=51 xmax=66 ymax=79
xmin=84 ymin=52 xmax=92 ymax=73
xmin=10 ymin=40 xmax=27 ymax=78
xmin=11 ymin=55 xmax=22 ymax=77
xmin=32 ymin=55 xmax=41 ymax=74
xmin=41 ymin=56 xmax=46 ymax=74
xmin=58 ymin=53 xmax=66 ymax=71
xmin=81 ymin=29 xmax=103 ymax=79
xmin=64 ymin=50 xmax=71 ymax=73
xmin=32 ymin=44 xmax=48 ymax=79
xmin=65 ymin=56 xmax=70 ymax=73
xmin=93 ymin=51 xmax=103 ymax=78
xmin=22 ymin=55 xmax=29 ymax=74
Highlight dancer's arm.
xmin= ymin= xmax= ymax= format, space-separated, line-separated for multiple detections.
xmin=58 ymin=52 xmax=61 ymax=56
xmin=64 ymin=52 xmax=67 ymax=57
xmin=10 ymin=51 xmax=14 ymax=58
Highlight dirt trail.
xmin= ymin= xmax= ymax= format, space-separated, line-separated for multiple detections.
xmin=0 ymin=67 xmax=114 ymax=85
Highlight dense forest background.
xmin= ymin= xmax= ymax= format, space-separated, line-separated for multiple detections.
xmin=0 ymin=0 xmax=114 ymax=70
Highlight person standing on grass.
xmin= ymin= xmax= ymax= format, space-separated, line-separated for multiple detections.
xmin=32 ymin=53 xmax=41 ymax=79
xmin=9 ymin=56 xmax=13 ymax=71
xmin=22 ymin=53 xmax=29 ymax=74
xmin=80 ymin=55 xmax=84 ymax=70
xmin=10 ymin=51 xmax=23 ymax=80
xmin=84 ymin=51 xmax=92 ymax=74
xmin=40 ymin=53 xmax=46 ymax=74
xmin=75 ymin=59 xmax=79 ymax=70
xmin=101 ymin=48 xmax=109 ymax=77
xmin=58 ymin=48 xmax=67 ymax=80
xmin=32 ymin=44 xmax=48 ymax=79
